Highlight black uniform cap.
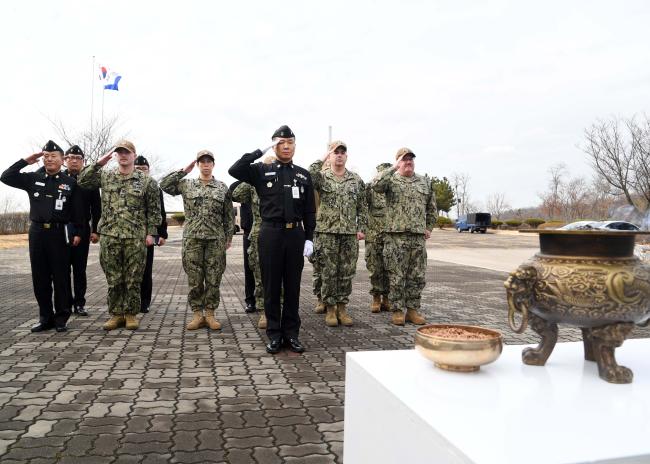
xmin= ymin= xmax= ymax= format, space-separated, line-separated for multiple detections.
xmin=134 ymin=155 xmax=150 ymax=167
xmin=43 ymin=140 xmax=63 ymax=154
xmin=272 ymin=125 xmax=295 ymax=139
xmin=65 ymin=145 xmax=84 ymax=157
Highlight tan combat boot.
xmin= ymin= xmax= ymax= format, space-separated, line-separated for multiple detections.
xmin=125 ymin=314 xmax=139 ymax=330
xmin=205 ymin=310 xmax=222 ymax=330
xmin=391 ymin=310 xmax=405 ymax=326
xmin=325 ymin=305 xmax=338 ymax=327
xmin=315 ymin=298 xmax=326 ymax=314
xmin=258 ymin=312 xmax=267 ymax=329
xmin=186 ymin=310 xmax=205 ymax=330
xmin=380 ymin=295 xmax=391 ymax=312
xmin=405 ymin=309 xmax=426 ymax=325
xmin=370 ymin=295 xmax=381 ymax=313
xmin=103 ymin=315 xmax=125 ymax=331
xmin=336 ymin=303 xmax=353 ymax=326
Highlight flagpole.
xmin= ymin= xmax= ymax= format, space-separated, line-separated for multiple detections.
xmin=101 ymin=88 xmax=105 ymax=130
xmin=90 ymin=56 xmax=95 ymax=155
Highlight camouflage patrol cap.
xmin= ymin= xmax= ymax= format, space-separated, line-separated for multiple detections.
xmin=328 ymin=140 xmax=347 ymax=152
xmin=196 ymin=149 xmax=215 ymax=162
xmin=42 ymin=140 xmax=64 ymax=154
xmin=376 ymin=162 xmax=392 ymax=171
xmin=65 ymin=145 xmax=84 ymax=157
xmin=395 ymin=147 xmax=415 ymax=161
xmin=115 ymin=140 xmax=136 ymax=154
xmin=272 ymin=125 xmax=295 ymax=139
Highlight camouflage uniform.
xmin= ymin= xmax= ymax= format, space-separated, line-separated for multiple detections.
xmin=231 ymin=182 xmax=263 ymax=310
xmin=365 ymin=163 xmax=392 ymax=298
xmin=160 ymin=171 xmax=234 ymax=312
xmin=309 ymin=160 xmax=367 ymax=307
xmin=372 ymin=167 xmax=436 ymax=313
xmin=78 ymin=164 xmax=161 ymax=316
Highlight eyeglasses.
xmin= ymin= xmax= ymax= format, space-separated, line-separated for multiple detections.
xmin=66 ymin=155 xmax=83 ymax=161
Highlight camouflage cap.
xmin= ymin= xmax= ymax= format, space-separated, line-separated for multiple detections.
xmin=115 ymin=140 xmax=136 ymax=154
xmin=42 ymin=140 xmax=64 ymax=154
xmin=395 ymin=147 xmax=415 ymax=161
xmin=196 ymin=149 xmax=215 ymax=162
xmin=328 ymin=140 xmax=347 ymax=152
xmin=65 ymin=145 xmax=84 ymax=157
xmin=376 ymin=162 xmax=393 ymax=171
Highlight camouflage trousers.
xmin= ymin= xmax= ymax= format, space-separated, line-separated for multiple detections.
xmin=182 ymin=238 xmax=226 ymax=312
xmin=365 ymin=236 xmax=388 ymax=296
xmin=314 ymin=232 xmax=359 ymax=306
xmin=99 ymin=235 xmax=146 ymax=316
xmin=309 ymin=250 xmax=322 ymax=299
xmin=247 ymin=233 xmax=264 ymax=310
xmin=383 ymin=233 xmax=427 ymax=311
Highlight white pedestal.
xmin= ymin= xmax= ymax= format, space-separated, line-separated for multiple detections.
xmin=344 ymin=340 xmax=650 ymax=464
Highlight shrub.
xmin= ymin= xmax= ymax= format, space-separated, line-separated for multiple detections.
xmin=538 ymin=221 xmax=566 ymax=230
xmin=524 ymin=218 xmax=545 ymax=229
xmin=505 ymin=219 xmax=522 ymax=227
xmin=491 ymin=220 xmax=503 ymax=229
xmin=171 ymin=212 xmax=186 ymax=225
xmin=436 ymin=216 xmax=453 ymax=229
xmin=0 ymin=212 xmax=30 ymax=234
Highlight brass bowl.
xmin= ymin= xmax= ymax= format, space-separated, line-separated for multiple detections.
xmin=414 ymin=324 xmax=503 ymax=372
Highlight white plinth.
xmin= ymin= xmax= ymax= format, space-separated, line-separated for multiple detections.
xmin=344 ymin=339 xmax=650 ymax=464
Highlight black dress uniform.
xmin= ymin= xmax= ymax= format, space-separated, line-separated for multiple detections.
xmin=64 ymin=145 xmax=101 ymax=316
xmin=0 ymin=141 xmax=84 ymax=332
xmin=229 ymin=181 xmax=256 ymax=312
xmin=135 ymin=156 xmax=169 ymax=313
xmin=228 ymin=125 xmax=316 ymax=353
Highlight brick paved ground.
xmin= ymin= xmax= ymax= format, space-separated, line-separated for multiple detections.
xmin=0 ymin=228 xmax=648 ymax=463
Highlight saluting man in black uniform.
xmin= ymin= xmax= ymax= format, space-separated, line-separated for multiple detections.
xmin=1 ymin=140 xmax=83 ymax=333
xmin=64 ymin=145 xmax=101 ymax=316
xmin=229 ymin=125 xmax=316 ymax=354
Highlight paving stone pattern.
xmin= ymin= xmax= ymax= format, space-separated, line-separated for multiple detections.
xmin=0 ymin=228 xmax=648 ymax=463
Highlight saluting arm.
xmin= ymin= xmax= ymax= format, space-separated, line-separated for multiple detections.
xmin=228 ymin=150 xmax=264 ymax=184
xmin=1 ymin=158 xmax=34 ymax=190
xmin=159 ymin=170 xmax=187 ymax=196
xmin=77 ymin=163 xmax=103 ymax=190
xmin=308 ymin=160 xmax=324 ymax=192
xmin=372 ymin=167 xmax=396 ymax=193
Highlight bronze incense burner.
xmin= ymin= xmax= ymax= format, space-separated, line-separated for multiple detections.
xmin=504 ymin=230 xmax=650 ymax=384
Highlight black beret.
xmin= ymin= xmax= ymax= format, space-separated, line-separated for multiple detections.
xmin=65 ymin=145 xmax=84 ymax=157
xmin=134 ymin=155 xmax=150 ymax=167
xmin=272 ymin=125 xmax=295 ymax=139
xmin=42 ymin=140 xmax=63 ymax=153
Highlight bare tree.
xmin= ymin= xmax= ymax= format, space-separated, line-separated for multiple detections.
xmin=49 ymin=116 xmax=125 ymax=163
xmin=539 ymin=163 xmax=566 ymax=220
xmin=485 ymin=192 xmax=510 ymax=220
xmin=583 ymin=117 xmax=639 ymax=210
xmin=451 ymin=172 xmax=471 ymax=217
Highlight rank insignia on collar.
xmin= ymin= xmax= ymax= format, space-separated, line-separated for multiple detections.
xmin=296 ymin=173 xmax=307 ymax=181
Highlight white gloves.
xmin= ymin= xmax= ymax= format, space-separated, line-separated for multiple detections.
xmin=262 ymin=139 xmax=281 ymax=154
xmin=303 ymin=240 xmax=314 ymax=257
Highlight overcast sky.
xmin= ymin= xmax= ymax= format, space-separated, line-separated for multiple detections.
xmin=2 ymin=0 xmax=650 ymax=212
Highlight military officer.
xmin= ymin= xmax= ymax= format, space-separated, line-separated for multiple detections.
xmin=78 ymin=140 xmax=161 ymax=331
xmin=309 ymin=140 xmax=367 ymax=327
xmin=365 ymin=162 xmax=393 ymax=313
xmin=134 ymin=156 xmax=168 ymax=313
xmin=229 ymin=182 xmax=256 ymax=313
xmin=64 ymin=145 xmax=101 ymax=316
xmin=372 ymin=148 xmax=437 ymax=326
xmin=160 ymin=150 xmax=234 ymax=331
xmin=1 ymin=140 xmax=83 ymax=332
xmin=228 ymin=125 xmax=316 ymax=354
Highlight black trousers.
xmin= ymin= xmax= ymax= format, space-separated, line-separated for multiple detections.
xmin=243 ymin=230 xmax=255 ymax=305
xmin=28 ymin=224 xmax=72 ymax=326
xmin=141 ymin=245 xmax=155 ymax=311
xmin=69 ymin=224 xmax=90 ymax=307
xmin=258 ymin=224 xmax=305 ymax=341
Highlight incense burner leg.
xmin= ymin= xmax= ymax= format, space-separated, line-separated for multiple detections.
xmin=522 ymin=312 xmax=558 ymax=366
xmin=588 ymin=323 xmax=634 ymax=384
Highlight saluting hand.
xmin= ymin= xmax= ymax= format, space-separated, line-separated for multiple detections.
xmin=183 ymin=160 xmax=196 ymax=174
xmin=321 ymin=147 xmax=335 ymax=162
xmin=261 ymin=139 xmax=281 ymax=155
xmin=97 ymin=149 xmax=115 ymax=167
xmin=24 ymin=152 xmax=43 ymax=165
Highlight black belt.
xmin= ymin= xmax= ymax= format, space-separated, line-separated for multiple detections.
xmin=31 ymin=222 xmax=65 ymax=230
xmin=262 ymin=221 xmax=301 ymax=229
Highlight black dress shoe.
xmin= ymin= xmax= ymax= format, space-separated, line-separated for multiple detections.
xmin=286 ymin=337 xmax=305 ymax=353
xmin=245 ymin=303 xmax=256 ymax=313
xmin=266 ymin=338 xmax=283 ymax=354
xmin=55 ymin=325 xmax=68 ymax=333
xmin=140 ymin=307 xmax=150 ymax=314
xmin=31 ymin=322 xmax=54 ymax=333
xmin=74 ymin=306 xmax=88 ymax=316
